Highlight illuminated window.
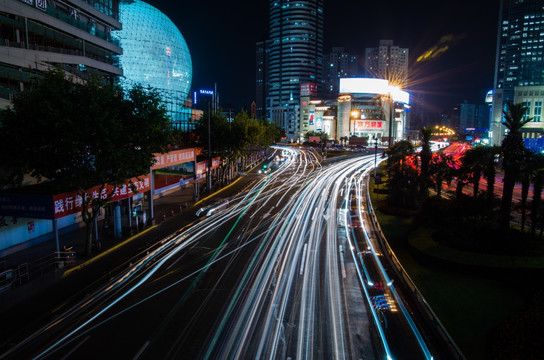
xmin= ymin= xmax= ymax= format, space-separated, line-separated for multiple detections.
xmin=535 ymin=100 xmax=542 ymax=122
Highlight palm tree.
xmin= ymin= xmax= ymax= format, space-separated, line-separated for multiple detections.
xmin=429 ymin=153 xmax=455 ymax=198
xmin=385 ymin=140 xmax=418 ymax=208
xmin=419 ymin=126 xmax=434 ymax=197
xmin=460 ymin=147 xmax=485 ymax=198
xmin=499 ymin=102 xmax=532 ymax=231
xmin=481 ymin=145 xmax=501 ymax=203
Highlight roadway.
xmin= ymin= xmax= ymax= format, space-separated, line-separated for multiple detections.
xmin=0 ymin=147 xmax=452 ymax=360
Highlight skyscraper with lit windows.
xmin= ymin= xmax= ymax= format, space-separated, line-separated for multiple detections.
xmin=491 ymin=0 xmax=544 ymax=145
xmin=364 ymin=40 xmax=409 ymax=87
xmin=262 ymin=0 xmax=324 ymax=141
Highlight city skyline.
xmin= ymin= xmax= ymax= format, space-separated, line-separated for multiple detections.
xmin=146 ymin=0 xmax=499 ymax=113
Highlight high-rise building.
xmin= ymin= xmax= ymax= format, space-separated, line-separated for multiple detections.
xmin=460 ymin=101 xmax=490 ymax=134
xmin=491 ymin=0 xmax=544 ymax=145
xmin=261 ymin=0 xmax=324 ymax=141
xmin=0 ymin=0 xmax=122 ymax=108
xmin=364 ymin=40 xmax=409 ymax=87
xmin=323 ymin=47 xmax=361 ymax=97
xmin=255 ymin=40 xmax=268 ymax=119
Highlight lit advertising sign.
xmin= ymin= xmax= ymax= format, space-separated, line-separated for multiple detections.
xmin=323 ymin=121 xmax=331 ymax=136
xmin=196 ymin=161 xmax=208 ymax=175
xmin=355 ymin=121 xmax=384 ymax=131
xmin=339 ymin=78 xmax=410 ymax=104
xmin=211 ymin=157 xmax=221 ymax=170
xmin=200 ymin=89 xmax=214 ymax=95
xmin=316 ymin=117 xmax=323 ymax=131
xmin=309 ymin=111 xmax=315 ymax=125
xmin=301 ymin=83 xmax=318 ymax=96
xmin=152 ymin=149 xmax=195 ymax=170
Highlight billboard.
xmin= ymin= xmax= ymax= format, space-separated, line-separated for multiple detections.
xmin=339 ymin=78 xmax=410 ymax=104
xmin=355 ymin=121 xmax=384 ymax=131
xmin=152 ymin=149 xmax=195 ymax=170
xmin=52 ymin=175 xmax=152 ymax=219
xmin=0 ymin=175 xmax=152 ymax=220
xmin=301 ymin=83 xmax=318 ymax=96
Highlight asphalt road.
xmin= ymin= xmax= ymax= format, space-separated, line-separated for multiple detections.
xmin=0 ymin=147 xmax=453 ymax=360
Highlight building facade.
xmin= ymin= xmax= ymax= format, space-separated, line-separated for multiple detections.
xmin=263 ymin=0 xmax=324 ymax=142
xmin=460 ymin=101 xmax=490 ymax=134
xmin=364 ymin=40 xmax=409 ymax=87
xmin=115 ymin=0 xmax=193 ymax=131
xmin=491 ymin=0 xmax=544 ymax=145
xmin=514 ymin=85 xmax=544 ymax=152
xmin=322 ymin=47 xmax=360 ymax=97
xmin=0 ymin=0 xmax=123 ymax=108
xmin=299 ymin=78 xmax=411 ymax=145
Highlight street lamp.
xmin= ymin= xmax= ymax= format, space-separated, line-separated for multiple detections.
xmin=374 ymin=136 xmax=378 ymax=179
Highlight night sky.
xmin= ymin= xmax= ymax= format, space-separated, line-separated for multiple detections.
xmin=144 ymin=0 xmax=500 ymax=114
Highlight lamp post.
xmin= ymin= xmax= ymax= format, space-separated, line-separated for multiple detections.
xmin=207 ymin=101 xmax=212 ymax=195
xmin=350 ymin=109 xmax=360 ymax=145
xmin=374 ymin=136 xmax=378 ymax=179
xmin=388 ymin=93 xmax=394 ymax=148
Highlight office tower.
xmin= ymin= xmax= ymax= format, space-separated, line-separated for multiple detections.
xmin=460 ymin=101 xmax=490 ymax=133
xmin=364 ymin=40 xmax=409 ymax=87
xmin=0 ymin=0 xmax=122 ymax=108
xmin=255 ymin=40 xmax=268 ymax=119
xmin=491 ymin=0 xmax=544 ymax=145
xmin=263 ymin=0 xmax=324 ymax=141
xmin=323 ymin=47 xmax=361 ymax=97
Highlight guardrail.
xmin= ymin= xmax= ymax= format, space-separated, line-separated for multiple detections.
xmin=0 ymin=247 xmax=76 ymax=294
xmin=365 ymin=173 xmax=466 ymax=360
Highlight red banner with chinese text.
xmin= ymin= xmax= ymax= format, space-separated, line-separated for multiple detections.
xmin=52 ymin=174 xmax=151 ymax=219
xmin=152 ymin=149 xmax=195 ymax=170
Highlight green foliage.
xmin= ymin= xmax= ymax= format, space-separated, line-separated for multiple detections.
xmin=500 ymin=102 xmax=531 ymax=230
xmin=418 ymin=126 xmax=434 ymax=196
xmin=385 ymin=140 xmax=419 ymax=208
xmin=0 ymin=70 xmax=172 ymax=191
xmin=195 ymin=109 xmax=281 ymax=159
xmin=304 ymin=130 xmax=329 ymax=143
xmin=0 ymin=69 xmax=173 ymax=255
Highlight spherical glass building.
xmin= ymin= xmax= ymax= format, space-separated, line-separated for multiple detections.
xmin=115 ymin=0 xmax=192 ymax=127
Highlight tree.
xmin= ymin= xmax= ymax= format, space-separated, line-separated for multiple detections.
xmin=385 ymin=140 xmax=418 ymax=208
xmin=194 ymin=110 xmax=281 ymax=184
xmin=499 ymin=102 xmax=532 ymax=231
xmin=481 ymin=145 xmax=501 ymax=203
xmin=460 ymin=146 xmax=486 ymax=198
xmin=418 ymin=126 xmax=434 ymax=196
xmin=429 ymin=153 xmax=455 ymax=198
xmin=0 ymin=69 xmax=172 ymax=256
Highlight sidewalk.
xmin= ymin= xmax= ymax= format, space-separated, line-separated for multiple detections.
xmin=0 ymin=175 xmax=248 ymax=313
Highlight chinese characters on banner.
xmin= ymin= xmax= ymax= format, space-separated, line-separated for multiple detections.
xmin=196 ymin=161 xmax=208 ymax=175
xmin=152 ymin=149 xmax=195 ymax=170
xmin=52 ymin=174 xmax=151 ymax=219
xmin=356 ymin=121 xmax=384 ymax=130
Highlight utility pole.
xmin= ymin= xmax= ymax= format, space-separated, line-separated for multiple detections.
xmin=207 ymin=101 xmax=212 ymax=195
